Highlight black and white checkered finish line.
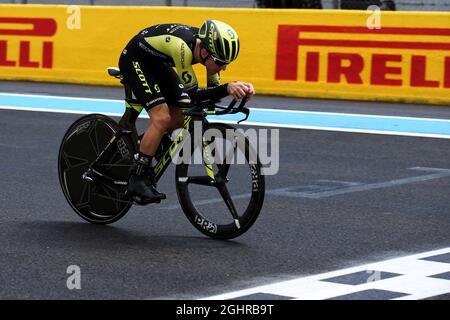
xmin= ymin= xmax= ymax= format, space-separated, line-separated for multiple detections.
xmin=202 ymin=248 xmax=450 ymax=300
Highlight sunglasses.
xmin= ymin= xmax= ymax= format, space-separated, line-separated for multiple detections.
xmin=208 ymin=55 xmax=229 ymax=67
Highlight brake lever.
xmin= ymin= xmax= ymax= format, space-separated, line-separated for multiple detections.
xmin=237 ymin=107 xmax=250 ymax=124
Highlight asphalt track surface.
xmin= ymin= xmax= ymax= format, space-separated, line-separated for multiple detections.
xmin=0 ymin=80 xmax=449 ymax=300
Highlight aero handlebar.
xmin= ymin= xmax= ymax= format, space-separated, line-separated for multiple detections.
xmin=183 ymin=99 xmax=250 ymax=124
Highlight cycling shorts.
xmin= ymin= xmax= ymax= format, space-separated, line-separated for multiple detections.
xmin=118 ymin=39 xmax=190 ymax=111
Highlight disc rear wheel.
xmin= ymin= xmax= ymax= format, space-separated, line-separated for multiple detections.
xmin=58 ymin=114 xmax=135 ymax=224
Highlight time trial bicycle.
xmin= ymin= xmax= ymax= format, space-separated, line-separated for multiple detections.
xmin=58 ymin=67 xmax=265 ymax=239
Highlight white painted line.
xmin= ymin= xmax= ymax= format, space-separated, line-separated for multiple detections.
xmin=224 ymin=122 xmax=450 ymax=140
xmin=0 ymin=105 xmax=124 ymax=117
xmin=162 ymin=167 xmax=450 ymax=209
xmin=271 ymin=167 xmax=450 ymax=199
xmin=201 ymin=247 xmax=450 ymax=300
xmin=2 ymin=92 xmax=450 ymax=140
xmin=1 ymin=92 xmax=448 ymax=124
xmin=2 ymin=105 xmax=449 ymax=139
xmin=256 ymin=107 xmax=450 ymax=123
xmin=0 ymin=92 xmax=120 ymax=103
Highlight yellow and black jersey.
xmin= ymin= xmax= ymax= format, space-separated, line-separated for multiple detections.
xmin=136 ymin=24 xmax=220 ymax=90
xmin=119 ymin=23 xmax=229 ymax=110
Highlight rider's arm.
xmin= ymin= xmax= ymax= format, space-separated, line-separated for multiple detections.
xmin=191 ymin=80 xmax=256 ymax=102
xmin=186 ymin=84 xmax=229 ymax=103
xmin=186 ymin=70 xmax=226 ymax=102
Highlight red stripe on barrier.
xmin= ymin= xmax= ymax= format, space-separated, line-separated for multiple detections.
xmin=0 ymin=17 xmax=57 ymax=36
xmin=276 ymin=25 xmax=450 ymax=81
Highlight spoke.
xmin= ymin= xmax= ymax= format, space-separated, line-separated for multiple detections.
xmin=76 ymin=203 xmax=92 ymax=215
xmin=76 ymin=183 xmax=93 ymax=213
xmin=97 ymin=193 xmax=130 ymax=206
xmin=87 ymin=183 xmax=93 ymax=205
xmin=216 ymin=183 xmax=241 ymax=228
xmin=88 ymin=121 xmax=100 ymax=156
xmin=101 ymin=179 xmax=128 ymax=197
xmin=63 ymin=152 xmax=89 ymax=169
xmin=105 ymin=147 xmax=121 ymax=166
xmin=100 ymin=182 xmax=123 ymax=210
xmin=76 ymin=182 xmax=89 ymax=207
xmin=93 ymin=121 xmax=101 ymax=156
xmin=108 ymin=154 xmax=132 ymax=166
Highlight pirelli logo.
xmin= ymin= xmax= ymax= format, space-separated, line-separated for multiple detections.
xmin=0 ymin=17 xmax=57 ymax=69
xmin=275 ymin=25 xmax=450 ymax=89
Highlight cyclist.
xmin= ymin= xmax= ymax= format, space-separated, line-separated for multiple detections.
xmin=118 ymin=20 xmax=255 ymax=205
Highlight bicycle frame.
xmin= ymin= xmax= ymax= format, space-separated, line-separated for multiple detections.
xmin=97 ymin=76 xmax=249 ymax=190
xmin=152 ymin=114 xmax=203 ymax=182
xmin=60 ymin=68 xmax=264 ymax=238
xmin=118 ymin=111 xmax=213 ymax=185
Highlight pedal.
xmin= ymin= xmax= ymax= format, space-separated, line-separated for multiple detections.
xmin=131 ymin=194 xmax=163 ymax=205
xmin=131 ymin=196 xmax=147 ymax=206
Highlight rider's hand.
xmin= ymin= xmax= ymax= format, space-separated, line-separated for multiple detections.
xmin=227 ymin=81 xmax=256 ymax=100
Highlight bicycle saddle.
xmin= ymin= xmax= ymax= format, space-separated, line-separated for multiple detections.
xmin=107 ymin=67 xmax=122 ymax=78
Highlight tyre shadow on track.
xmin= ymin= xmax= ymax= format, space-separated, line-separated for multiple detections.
xmin=6 ymin=220 xmax=246 ymax=251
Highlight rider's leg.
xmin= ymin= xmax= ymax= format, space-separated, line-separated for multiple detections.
xmin=128 ymin=103 xmax=171 ymax=204
xmin=140 ymin=103 xmax=172 ymax=156
xmin=119 ymin=44 xmax=189 ymax=204
xmin=167 ymin=99 xmax=189 ymax=132
xmin=118 ymin=46 xmax=173 ymax=204
xmin=129 ymin=100 xmax=186 ymax=203
xmin=151 ymin=101 xmax=189 ymax=160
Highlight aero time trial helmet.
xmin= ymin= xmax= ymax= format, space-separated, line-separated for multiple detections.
xmin=197 ymin=20 xmax=240 ymax=65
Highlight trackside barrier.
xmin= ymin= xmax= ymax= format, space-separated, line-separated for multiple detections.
xmin=0 ymin=5 xmax=449 ymax=105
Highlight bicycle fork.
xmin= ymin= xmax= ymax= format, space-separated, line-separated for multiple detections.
xmin=202 ymin=139 xmax=241 ymax=229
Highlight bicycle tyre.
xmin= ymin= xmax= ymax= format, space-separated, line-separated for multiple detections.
xmin=58 ymin=114 xmax=135 ymax=224
xmin=175 ymin=122 xmax=265 ymax=239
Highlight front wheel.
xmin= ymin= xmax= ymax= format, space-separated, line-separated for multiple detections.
xmin=175 ymin=122 xmax=265 ymax=239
